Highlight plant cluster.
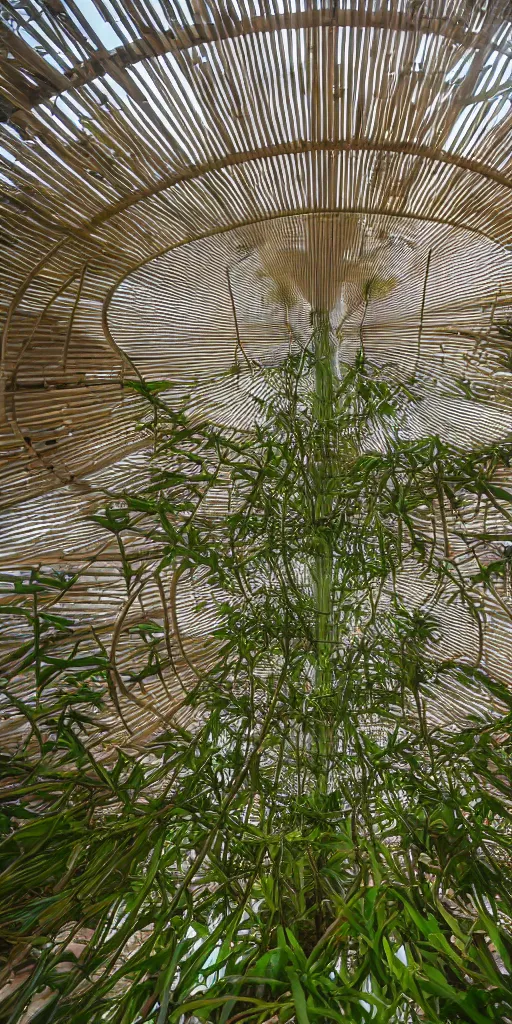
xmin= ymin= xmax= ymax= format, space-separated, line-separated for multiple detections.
xmin=1 ymin=320 xmax=512 ymax=1023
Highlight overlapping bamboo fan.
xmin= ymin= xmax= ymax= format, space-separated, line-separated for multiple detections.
xmin=1 ymin=0 xmax=512 ymax=752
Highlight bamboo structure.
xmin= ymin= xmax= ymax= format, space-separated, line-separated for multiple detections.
xmin=1 ymin=0 xmax=512 ymax=754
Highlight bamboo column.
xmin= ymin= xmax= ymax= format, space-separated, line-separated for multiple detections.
xmin=311 ymin=309 xmax=338 ymax=790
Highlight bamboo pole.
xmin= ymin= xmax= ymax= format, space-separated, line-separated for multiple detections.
xmin=311 ymin=309 xmax=337 ymax=790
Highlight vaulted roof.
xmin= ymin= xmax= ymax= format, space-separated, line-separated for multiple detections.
xmin=1 ymin=0 xmax=511 ymax=749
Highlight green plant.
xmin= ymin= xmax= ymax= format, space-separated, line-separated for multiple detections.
xmin=1 ymin=318 xmax=512 ymax=1024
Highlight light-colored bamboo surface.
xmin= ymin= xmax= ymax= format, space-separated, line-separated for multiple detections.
xmin=0 ymin=0 xmax=511 ymax=752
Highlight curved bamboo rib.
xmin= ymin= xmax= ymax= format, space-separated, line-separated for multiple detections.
xmin=86 ymin=140 xmax=512 ymax=234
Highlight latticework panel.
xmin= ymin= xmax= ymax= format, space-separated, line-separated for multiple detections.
xmin=1 ymin=0 xmax=511 ymax=751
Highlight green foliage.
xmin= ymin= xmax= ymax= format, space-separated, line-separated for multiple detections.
xmin=1 ymin=325 xmax=512 ymax=1023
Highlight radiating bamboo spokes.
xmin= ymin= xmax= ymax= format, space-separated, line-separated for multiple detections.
xmin=1 ymin=0 xmax=512 ymax=753
xmin=106 ymin=212 xmax=512 ymax=396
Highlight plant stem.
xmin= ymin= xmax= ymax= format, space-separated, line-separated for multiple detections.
xmin=311 ymin=309 xmax=337 ymax=792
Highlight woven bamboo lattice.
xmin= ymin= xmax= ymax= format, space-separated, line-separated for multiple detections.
xmin=0 ymin=0 xmax=512 ymax=753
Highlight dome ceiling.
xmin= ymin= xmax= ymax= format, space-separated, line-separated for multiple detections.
xmin=0 ymin=0 xmax=511 ymax=749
